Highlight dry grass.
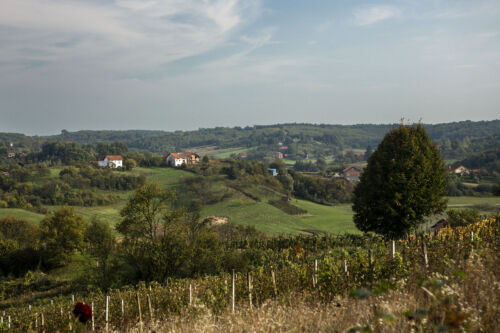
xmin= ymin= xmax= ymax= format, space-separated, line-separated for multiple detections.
xmin=119 ymin=250 xmax=499 ymax=333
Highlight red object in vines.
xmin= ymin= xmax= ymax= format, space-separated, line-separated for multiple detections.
xmin=73 ymin=302 xmax=92 ymax=323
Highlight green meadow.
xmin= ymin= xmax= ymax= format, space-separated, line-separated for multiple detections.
xmin=0 ymin=166 xmax=498 ymax=234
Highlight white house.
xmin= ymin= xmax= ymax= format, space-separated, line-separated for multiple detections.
xmin=166 ymin=152 xmax=200 ymax=167
xmin=97 ymin=155 xmax=123 ymax=168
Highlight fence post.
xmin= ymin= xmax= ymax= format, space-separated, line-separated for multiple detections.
xmin=35 ymin=312 xmax=38 ymax=330
xmin=247 ymin=272 xmax=253 ymax=310
xmin=422 ymin=236 xmax=429 ymax=268
xmin=105 ymin=295 xmax=110 ymax=332
xmin=72 ymin=294 xmax=75 ymax=304
xmin=391 ymin=240 xmax=396 ymax=260
xmin=147 ymin=294 xmax=153 ymax=320
xmin=91 ymin=302 xmax=95 ymax=331
xmin=68 ymin=312 xmax=72 ymax=331
xmin=313 ymin=259 xmax=318 ymax=288
xmin=189 ymin=284 xmax=192 ymax=306
xmin=471 ymin=231 xmax=474 ymax=242
xmin=136 ymin=292 xmax=143 ymax=333
xmin=231 ymin=269 xmax=236 ymax=314
xmin=344 ymin=260 xmax=348 ymax=274
xmin=41 ymin=313 xmax=45 ymax=333
xmin=121 ymin=299 xmax=125 ymax=321
xmin=271 ymin=270 xmax=278 ymax=298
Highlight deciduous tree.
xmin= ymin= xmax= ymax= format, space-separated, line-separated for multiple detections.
xmin=353 ymin=124 xmax=448 ymax=238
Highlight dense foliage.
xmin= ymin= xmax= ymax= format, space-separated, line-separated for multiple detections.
xmin=290 ymin=170 xmax=354 ymax=204
xmin=0 ymin=164 xmax=144 ymax=208
xmin=353 ymin=124 xmax=448 ymax=237
xmin=0 ymin=217 xmax=498 ymax=332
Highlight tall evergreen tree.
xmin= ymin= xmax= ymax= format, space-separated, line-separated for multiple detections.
xmin=352 ymin=124 xmax=448 ymax=238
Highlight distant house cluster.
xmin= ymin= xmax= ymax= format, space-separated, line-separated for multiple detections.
xmin=448 ymin=163 xmax=469 ymax=176
xmin=166 ymin=152 xmax=200 ymax=167
xmin=447 ymin=163 xmax=485 ymax=176
xmin=97 ymin=155 xmax=123 ymax=168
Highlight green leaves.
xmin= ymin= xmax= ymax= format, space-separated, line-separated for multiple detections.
xmin=353 ymin=124 xmax=448 ymax=238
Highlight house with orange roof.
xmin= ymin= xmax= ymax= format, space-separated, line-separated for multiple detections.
xmin=166 ymin=152 xmax=200 ymax=167
xmin=97 ymin=155 xmax=123 ymax=168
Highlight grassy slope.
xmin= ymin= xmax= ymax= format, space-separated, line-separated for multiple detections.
xmin=1 ymin=167 xmax=498 ymax=234
xmin=0 ymin=208 xmax=45 ymax=224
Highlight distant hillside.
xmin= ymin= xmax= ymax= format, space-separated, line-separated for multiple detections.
xmin=1 ymin=120 xmax=499 ymax=159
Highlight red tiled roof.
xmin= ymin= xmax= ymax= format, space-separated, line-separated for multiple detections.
xmin=104 ymin=155 xmax=123 ymax=161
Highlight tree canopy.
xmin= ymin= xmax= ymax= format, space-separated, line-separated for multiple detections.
xmin=352 ymin=124 xmax=448 ymax=238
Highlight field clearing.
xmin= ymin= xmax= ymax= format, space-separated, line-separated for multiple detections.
xmin=187 ymin=146 xmax=250 ymax=158
xmin=134 ymin=167 xmax=194 ymax=188
xmin=447 ymin=196 xmax=500 ymax=208
xmin=201 ymin=191 xmax=359 ymax=234
xmin=0 ymin=208 xmax=45 ymax=224
xmin=211 ymin=148 xmax=250 ymax=158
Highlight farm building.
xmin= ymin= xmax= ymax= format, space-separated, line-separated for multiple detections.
xmin=166 ymin=152 xmax=200 ymax=167
xmin=97 ymin=155 xmax=123 ymax=168
xmin=448 ymin=163 xmax=469 ymax=175
xmin=342 ymin=166 xmax=362 ymax=182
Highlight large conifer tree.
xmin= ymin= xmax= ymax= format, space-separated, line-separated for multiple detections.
xmin=353 ymin=124 xmax=448 ymax=238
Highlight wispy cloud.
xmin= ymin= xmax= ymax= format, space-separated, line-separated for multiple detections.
xmin=0 ymin=0 xmax=261 ymax=76
xmin=353 ymin=5 xmax=400 ymax=26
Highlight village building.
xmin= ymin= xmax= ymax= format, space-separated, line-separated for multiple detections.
xmin=166 ymin=152 xmax=200 ymax=167
xmin=274 ymin=152 xmax=284 ymax=159
xmin=268 ymin=168 xmax=278 ymax=176
xmin=7 ymin=151 xmax=15 ymax=158
xmin=448 ymin=163 xmax=469 ymax=175
xmin=342 ymin=166 xmax=362 ymax=182
xmin=97 ymin=155 xmax=123 ymax=168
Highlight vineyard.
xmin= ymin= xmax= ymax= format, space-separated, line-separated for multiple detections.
xmin=1 ymin=217 xmax=499 ymax=332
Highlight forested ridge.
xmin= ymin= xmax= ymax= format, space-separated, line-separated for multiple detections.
xmin=1 ymin=120 xmax=498 ymax=156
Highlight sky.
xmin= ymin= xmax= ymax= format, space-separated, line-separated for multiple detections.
xmin=1 ymin=0 xmax=499 ymax=135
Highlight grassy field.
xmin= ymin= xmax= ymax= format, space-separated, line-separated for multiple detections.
xmin=1 ymin=166 xmax=498 ymax=234
xmin=0 ymin=208 xmax=45 ymax=224
xmin=135 ymin=167 xmax=195 ymax=188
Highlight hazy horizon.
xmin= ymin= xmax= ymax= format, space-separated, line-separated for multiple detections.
xmin=2 ymin=1 xmax=500 ymax=135
xmin=1 ymin=118 xmax=496 ymax=138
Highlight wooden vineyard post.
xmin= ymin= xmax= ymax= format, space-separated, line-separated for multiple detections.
xmin=91 ymin=302 xmax=95 ymax=331
xmin=147 ymin=294 xmax=153 ymax=320
xmin=41 ymin=313 xmax=45 ymax=333
xmin=121 ymin=299 xmax=125 ymax=322
xmin=136 ymin=292 xmax=143 ymax=333
xmin=231 ymin=269 xmax=236 ymax=314
xmin=72 ymin=294 xmax=75 ymax=304
xmin=422 ymin=236 xmax=429 ymax=269
xmin=313 ymin=259 xmax=318 ymax=288
xmin=68 ymin=312 xmax=72 ymax=331
xmin=247 ymin=272 xmax=253 ymax=310
xmin=35 ymin=312 xmax=38 ymax=330
xmin=344 ymin=260 xmax=348 ymax=275
xmin=105 ymin=295 xmax=110 ymax=332
xmin=189 ymin=284 xmax=192 ymax=306
xmin=271 ymin=270 xmax=278 ymax=298
xmin=471 ymin=231 xmax=474 ymax=242
xmin=391 ymin=240 xmax=396 ymax=260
